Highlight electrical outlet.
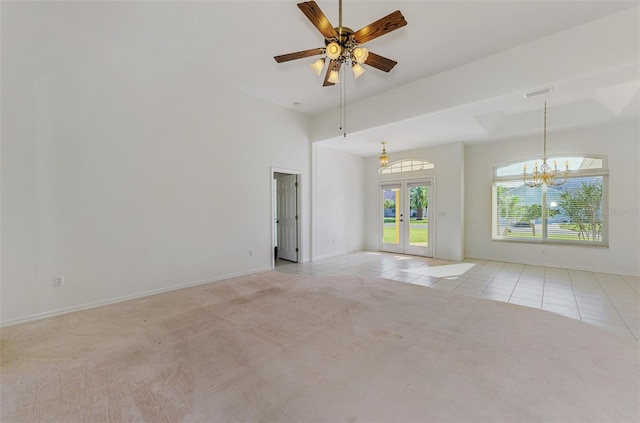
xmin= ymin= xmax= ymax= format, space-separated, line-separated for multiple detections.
xmin=248 ymin=250 xmax=253 ymax=257
xmin=53 ymin=275 xmax=65 ymax=287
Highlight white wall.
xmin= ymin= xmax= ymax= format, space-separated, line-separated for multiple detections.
xmin=465 ymin=120 xmax=640 ymax=276
xmin=1 ymin=10 xmax=311 ymax=325
xmin=364 ymin=142 xmax=465 ymax=261
xmin=312 ymin=144 xmax=366 ymax=260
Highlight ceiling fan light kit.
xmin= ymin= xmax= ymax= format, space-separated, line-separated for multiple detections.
xmin=274 ymin=1 xmax=407 ymax=85
xmin=274 ymin=0 xmax=407 ymax=136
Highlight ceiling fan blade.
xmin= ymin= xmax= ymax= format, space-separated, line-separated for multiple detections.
xmin=364 ymin=52 xmax=398 ymax=72
xmin=323 ymin=59 xmax=340 ymax=87
xmin=297 ymin=1 xmax=339 ymax=39
xmin=352 ymin=10 xmax=407 ymax=44
xmin=274 ymin=48 xmax=324 ymax=63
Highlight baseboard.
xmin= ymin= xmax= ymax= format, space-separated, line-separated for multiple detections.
xmin=312 ymin=249 xmax=362 ymax=261
xmin=463 ymin=254 xmax=639 ymax=277
xmin=0 ymin=266 xmax=272 ymax=328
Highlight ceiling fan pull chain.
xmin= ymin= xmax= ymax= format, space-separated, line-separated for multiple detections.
xmin=339 ymin=66 xmax=347 ymax=137
xmin=339 ymin=72 xmax=344 ymax=135
xmin=343 ymin=71 xmax=347 ymax=137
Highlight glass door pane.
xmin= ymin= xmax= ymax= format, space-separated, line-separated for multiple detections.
xmin=405 ymin=180 xmax=433 ymax=257
xmin=381 ymin=185 xmax=403 ymax=253
xmin=408 ymin=185 xmax=429 ymax=248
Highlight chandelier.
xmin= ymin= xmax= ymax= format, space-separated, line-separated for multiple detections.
xmin=523 ymin=101 xmax=569 ymax=188
xmin=379 ymin=142 xmax=389 ymax=168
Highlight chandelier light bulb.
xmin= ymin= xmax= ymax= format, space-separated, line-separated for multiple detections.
xmin=351 ymin=63 xmax=366 ymax=79
xmin=326 ymin=42 xmax=342 ymax=60
xmin=310 ymin=58 xmax=325 ymax=76
xmin=328 ymin=69 xmax=340 ymax=84
xmin=352 ymin=47 xmax=369 ymax=64
xmin=352 ymin=63 xmax=366 ymax=79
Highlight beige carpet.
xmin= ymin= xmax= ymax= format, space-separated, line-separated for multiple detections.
xmin=1 ymin=271 xmax=638 ymax=422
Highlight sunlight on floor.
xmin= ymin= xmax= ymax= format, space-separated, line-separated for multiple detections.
xmin=400 ymin=263 xmax=476 ymax=278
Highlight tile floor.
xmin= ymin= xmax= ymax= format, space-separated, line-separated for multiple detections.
xmin=275 ymin=251 xmax=640 ymax=341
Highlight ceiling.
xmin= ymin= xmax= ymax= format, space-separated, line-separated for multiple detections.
xmin=5 ymin=1 xmax=640 ymax=157
xmin=260 ymin=1 xmax=637 ymax=114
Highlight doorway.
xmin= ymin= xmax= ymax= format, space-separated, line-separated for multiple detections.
xmin=380 ymin=179 xmax=434 ymax=257
xmin=273 ymin=170 xmax=301 ymax=266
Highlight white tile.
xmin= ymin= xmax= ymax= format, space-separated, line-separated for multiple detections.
xmin=430 ymin=283 xmax=457 ymax=292
xmin=568 ymin=270 xmax=597 ymax=281
xmin=575 ymin=293 xmax=614 ymax=305
xmin=274 ymin=251 xmax=639 ymax=340
xmin=511 ymin=292 xmax=543 ymax=302
xmin=482 ymin=286 xmax=514 ymax=296
xmin=509 ymin=297 xmax=542 ymax=309
xmin=479 ymin=292 xmax=511 ymax=302
xmin=390 ymin=274 xmax=421 ymax=283
xmin=542 ymin=303 xmax=581 ymax=319
xmin=487 ymin=281 xmax=518 ymax=290
xmin=413 ymin=276 xmax=440 ymax=286
xmin=614 ymin=306 xmax=640 ymax=321
xmin=578 ymin=310 xmax=625 ymax=325
xmin=453 ymin=287 xmax=484 ymax=297
xmin=542 ymin=296 xmax=577 ymax=308
xmin=572 ymin=287 xmax=605 ymax=298
xmin=608 ymin=295 xmax=640 ymax=307
xmin=582 ymin=319 xmax=635 ymax=339
xmin=576 ymin=301 xmax=618 ymax=315
xmin=518 ymin=273 xmax=545 ymax=281
xmin=622 ymin=316 xmax=640 ymax=331
xmin=458 ymin=279 xmax=491 ymax=289
xmin=512 ymin=286 xmax=544 ymax=296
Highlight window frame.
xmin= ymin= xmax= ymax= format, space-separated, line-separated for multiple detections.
xmin=492 ymin=155 xmax=609 ymax=247
xmin=379 ymin=159 xmax=434 ymax=175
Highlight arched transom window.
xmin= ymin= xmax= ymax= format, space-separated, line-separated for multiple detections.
xmin=380 ymin=160 xmax=434 ymax=175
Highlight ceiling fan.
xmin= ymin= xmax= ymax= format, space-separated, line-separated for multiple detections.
xmin=274 ymin=0 xmax=407 ymax=86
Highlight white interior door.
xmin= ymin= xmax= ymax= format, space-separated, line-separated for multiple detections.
xmin=380 ymin=179 xmax=433 ymax=257
xmin=276 ymin=174 xmax=299 ymax=262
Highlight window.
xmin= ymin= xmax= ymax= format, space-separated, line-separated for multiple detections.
xmin=380 ymin=160 xmax=434 ymax=175
xmin=492 ymin=156 xmax=608 ymax=246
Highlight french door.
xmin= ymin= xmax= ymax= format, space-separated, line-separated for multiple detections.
xmin=380 ymin=179 xmax=433 ymax=257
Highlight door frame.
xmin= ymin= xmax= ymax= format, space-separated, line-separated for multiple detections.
xmin=379 ymin=177 xmax=435 ymax=257
xmin=271 ymin=167 xmax=303 ymax=269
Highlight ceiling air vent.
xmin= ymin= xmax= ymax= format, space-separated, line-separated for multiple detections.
xmin=523 ymin=86 xmax=553 ymax=98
